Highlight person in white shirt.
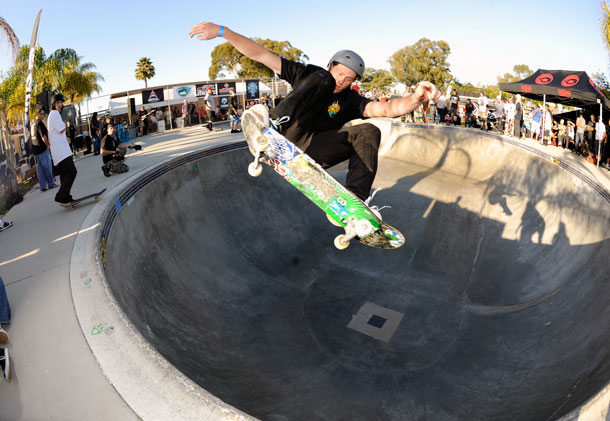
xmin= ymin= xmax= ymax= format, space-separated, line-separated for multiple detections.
xmin=478 ymin=91 xmax=488 ymax=130
xmin=47 ymin=94 xmax=77 ymax=204
xmin=436 ymin=92 xmax=447 ymax=124
xmin=595 ymin=116 xmax=606 ymax=161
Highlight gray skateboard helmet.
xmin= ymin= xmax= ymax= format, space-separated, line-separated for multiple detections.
xmin=328 ymin=50 xmax=365 ymax=79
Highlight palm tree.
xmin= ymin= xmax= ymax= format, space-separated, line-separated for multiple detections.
xmin=0 ymin=15 xmax=20 ymax=197
xmin=0 ymin=16 xmax=19 ymax=60
xmin=135 ymin=57 xmax=155 ymax=88
xmin=602 ymin=2 xmax=610 ymax=55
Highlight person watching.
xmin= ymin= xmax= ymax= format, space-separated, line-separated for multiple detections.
xmin=100 ymin=125 xmax=141 ymax=177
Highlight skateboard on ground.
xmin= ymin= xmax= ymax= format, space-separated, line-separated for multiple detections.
xmin=59 ymin=188 xmax=107 ymax=210
xmin=242 ymin=108 xmax=404 ymax=250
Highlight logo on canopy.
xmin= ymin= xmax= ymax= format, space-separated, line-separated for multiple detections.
xmin=561 ymin=75 xmax=579 ymax=87
xmin=558 ymin=89 xmax=571 ymax=98
xmin=535 ymin=73 xmax=553 ymax=85
xmin=521 ymin=85 xmax=532 ymax=93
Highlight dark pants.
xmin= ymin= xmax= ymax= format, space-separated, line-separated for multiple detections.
xmin=269 ymin=69 xmax=380 ymax=199
xmin=514 ymin=118 xmax=522 ymax=138
xmin=307 ymin=124 xmax=381 ymax=200
xmin=55 ymin=156 xmax=77 ymax=203
xmin=438 ymin=108 xmax=447 ymax=124
xmin=0 ymin=275 xmax=10 ymax=324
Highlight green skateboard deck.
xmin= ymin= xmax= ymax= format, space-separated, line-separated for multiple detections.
xmin=242 ymin=109 xmax=404 ymax=250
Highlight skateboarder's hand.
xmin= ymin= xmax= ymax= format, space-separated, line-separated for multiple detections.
xmin=189 ymin=22 xmax=222 ymax=40
xmin=413 ymin=82 xmax=441 ymax=103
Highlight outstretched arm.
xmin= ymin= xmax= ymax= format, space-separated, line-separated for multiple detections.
xmin=363 ymin=81 xmax=440 ymax=118
xmin=189 ymin=22 xmax=281 ymax=75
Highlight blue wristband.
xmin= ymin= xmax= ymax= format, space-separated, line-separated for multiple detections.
xmin=218 ymin=26 xmax=224 ymax=38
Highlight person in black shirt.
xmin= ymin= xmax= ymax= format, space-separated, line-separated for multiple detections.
xmin=32 ymin=108 xmax=57 ymax=191
xmin=228 ymin=91 xmax=241 ymax=133
xmin=190 ymin=22 xmax=440 ymax=206
xmin=465 ymin=99 xmax=475 ymax=127
xmin=137 ymin=106 xmax=152 ymax=136
xmin=100 ymin=125 xmax=141 ymax=177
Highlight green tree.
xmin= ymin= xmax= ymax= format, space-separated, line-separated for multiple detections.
xmin=209 ymin=38 xmax=308 ymax=79
xmin=359 ymin=68 xmax=395 ymax=92
xmin=497 ymin=64 xmax=533 ymax=84
xmin=135 ymin=57 xmax=155 ymax=88
xmin=602 ymin=2 xmax=610 ymax=58
xmin=592 ymin=72 xmax=610 ymax=97
xmin=388 ymin=38 xmax=452 ymax=88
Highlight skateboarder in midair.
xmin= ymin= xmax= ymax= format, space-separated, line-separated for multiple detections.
xmin=189 ymin=22 xmax=440 ymax=211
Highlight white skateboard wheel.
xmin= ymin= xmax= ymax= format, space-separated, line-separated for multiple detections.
xmin=254 ymin=135 xmax=269 ymax=152
xmin=334 ymin=234 xmax=350 ymax=250
xmin=355 ymin=219 xmax=375 ymax=237
xmin=248 ymin=161 xmax=263 ymax=177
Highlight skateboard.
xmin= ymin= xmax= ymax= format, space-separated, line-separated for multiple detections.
xmin=59 ymin=188 xmax=107 ymax=210
xmin=242 ymin=109 xmax=404 ymax=250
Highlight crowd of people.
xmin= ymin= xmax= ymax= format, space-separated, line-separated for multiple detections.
xmin=363 ymin=86 xmax=610 ymax=170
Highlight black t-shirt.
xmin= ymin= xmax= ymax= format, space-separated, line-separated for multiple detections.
xmin=515 ymin=102 xmax=522 ymax=120
xmin=101 ymin=134 xmax=118 ymax=164
xmin=32 ymin=119 xmax=48 ymax=155
xmin=279 ymin=58 xmax=372 ymax=133
xmin=465 ymin=102 xmax=474 ymax=114
xmin=228 ymin=97 xmax=238 ymax=116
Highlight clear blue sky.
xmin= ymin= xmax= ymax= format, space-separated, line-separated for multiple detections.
xmin=0 ymin=0 xmax=607 ymax=97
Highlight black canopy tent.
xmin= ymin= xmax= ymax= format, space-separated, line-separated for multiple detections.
xmin=500 ymin=69 xmax=610 ymax=165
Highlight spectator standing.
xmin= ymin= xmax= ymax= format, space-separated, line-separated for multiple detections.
xmin=436 ymin=91 xmax=447 ymax=124
xmin=48 ymin=94 xmax=77 ymax=204
xmin=421 ymin=100 xmax=429 ymax=123
xmin=513 ymin=95 xmax=523 ymax=138
xmin=190 ymin=102 xmax=199 ymax=125
xmin=182 ymin=100 xmax=191 ymax=127
xmin=137 ymin=106 xmax=151 ymax=136
xmin=100 ymin=116 xmax=111 ymax=139
xmin=575 ymin=113 xmax=586 ymax=154
xmin=66 ymin=120 xmax=76 ymax=157
xmin=566 ymin=120 xmax=575 ymax=150
xmin=449 ymin=89 xmax=459 ymax=117
xmin=557 ymin=119 xmax=567 ymax=148
xmin=530 ymin=105 xmax=542 ymax=141
xmin=494 ymin=96 xmax=504 ymax=132
xmin=586 ymin=115 xmax=596 ymax=158
xmin=594 ymin=116 xmax=605 ymax=162
xmin=89 ymin=112 xmax=100 ymax=155
xmin=228 ymin=91 xmax=241 ymax=133
xmin=543 ymin=105 xmax=552 ymax=145
xmin=478 ymin=91 xmax=488 ymax=130
xmin=32 ymin=108 xmax=57 ymax=192
xmin=204 ymin=87 xmax=216 ymax=132
xmin=464 ymin=99 xmax=475 ymax=127
xmin=602 ymin=116 xmax=610 ymax=170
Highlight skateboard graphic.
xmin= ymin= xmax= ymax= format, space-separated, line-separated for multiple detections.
xmin=242 ymin=110 xmax=404 ymax=250
xmin=59 ymin=188 xmax=107 ymax=210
